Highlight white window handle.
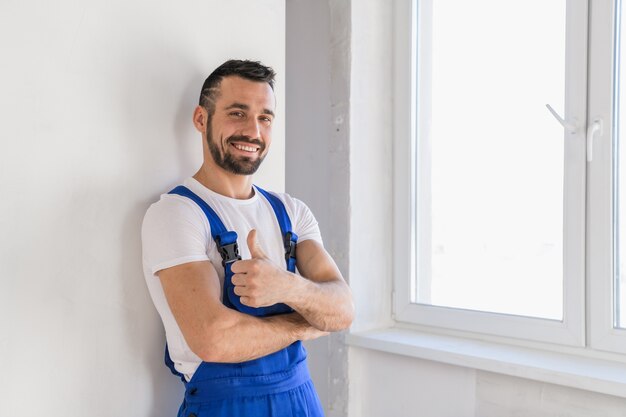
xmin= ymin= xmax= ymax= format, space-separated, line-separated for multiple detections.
xmin=586 ymin=119 xmax=603 ymax=162
xmin=546 ymin=104 xmax=603 ymax=162
xmin=546 ymin=104 xmax=577 ymax=134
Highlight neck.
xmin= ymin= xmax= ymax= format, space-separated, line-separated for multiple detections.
xmin=193 ymin=162 xmax=255 ymax=200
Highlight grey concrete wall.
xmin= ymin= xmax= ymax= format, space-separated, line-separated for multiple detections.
xmin=286 ymin=0 xmax=353 ymax=415
xmin=286 ymin=0 xmax=334 ymax=413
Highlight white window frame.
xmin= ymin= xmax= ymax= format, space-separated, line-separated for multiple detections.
xmin=392 ymin=0 xmax=596 ymax=347
xmin=588 ymin=0 xmax=626 ymax=354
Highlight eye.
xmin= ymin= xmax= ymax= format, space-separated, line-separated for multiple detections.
xmin=229 ymin=111 xmax=244 ymax=118
xmin=260 ymin=116 xmax=273 ymax=125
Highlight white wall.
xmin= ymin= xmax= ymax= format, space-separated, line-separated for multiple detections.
xmin=349 ymin=348 xmax=476 ymax=417
xmin=475 ymin=372 xmax=626 ymax=417
xmin=0 ymin=1 xmax=285 ymax=416
xmin=348 ymin=0 xmax=394 ymax=335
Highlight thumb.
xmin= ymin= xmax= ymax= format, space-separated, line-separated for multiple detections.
xmin=247 ymin=229 xmax=268 ymax=259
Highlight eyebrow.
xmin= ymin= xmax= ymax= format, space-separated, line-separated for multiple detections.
xmin=224 ymin=102 xmax=275 ymax=117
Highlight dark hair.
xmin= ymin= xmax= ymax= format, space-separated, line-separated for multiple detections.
xmin=199 ymin=59 xmax=276 ymax=116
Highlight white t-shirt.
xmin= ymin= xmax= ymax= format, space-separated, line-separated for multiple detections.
xmin=141 ymin=177 xmax=323 ymax=380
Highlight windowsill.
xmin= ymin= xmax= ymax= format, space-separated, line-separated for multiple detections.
xmin=345 ymin=327 xmax=626 ymax=398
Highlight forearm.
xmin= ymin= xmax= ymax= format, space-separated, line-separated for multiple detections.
xmin=198 ymin=309 xmax=324 ymax=363
xmin=230 ymin=239 xmax=354 ymax=333
xmin=285 ymin=275 xmax=354 ymax=332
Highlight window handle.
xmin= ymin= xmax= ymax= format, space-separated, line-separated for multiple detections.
xmin=546 ymin=104 xmax=603 ymax=162
xmin=546 ymin=104 xmax=577 ymax=133
xmin=586 ymin=119 xmax=603 ymax=162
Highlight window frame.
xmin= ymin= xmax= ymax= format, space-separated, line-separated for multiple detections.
xmin=392 ymin=0 xmax=591 ymax=347
xmin=588 ymin=0 xmax=626 ymax=354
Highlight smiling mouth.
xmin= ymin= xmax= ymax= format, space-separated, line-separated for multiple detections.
xmin=231 ymin=143 xmax=260 ymax=153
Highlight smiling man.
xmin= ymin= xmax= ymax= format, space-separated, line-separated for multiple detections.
xmin=142 ymin=60 xmax=354 ymax=417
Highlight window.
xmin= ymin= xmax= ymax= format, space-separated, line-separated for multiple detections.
xmin=393 ymin=0 xmax=626 ymax=351
xmin=414 ymin=0 xmax=567 ymax=321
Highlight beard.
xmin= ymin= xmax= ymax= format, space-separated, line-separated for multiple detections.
xmin=206 ymin=123 xmax=266 ymax=175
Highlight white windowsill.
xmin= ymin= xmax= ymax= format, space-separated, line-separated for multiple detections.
xmin=345 ymin=327 xmax=626 ymax=398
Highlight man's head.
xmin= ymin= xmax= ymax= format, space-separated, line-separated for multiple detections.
xmin=199 ymin=60 xmax=276 ymax=116
xmin=194 ymin=60 xmax=277 ymax=176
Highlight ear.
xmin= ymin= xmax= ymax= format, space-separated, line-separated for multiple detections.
xmin=192 ymin=105 xmax=208 ymax=134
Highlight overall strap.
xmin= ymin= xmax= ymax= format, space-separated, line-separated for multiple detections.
xmin=167 ymin=185 xmax=296 ymax=319
xmin=168 ymin=186 xmax=241 ymax=310
xmin=169 ymin=186 xmax=228 ymax=238
xmin=254 ymin=186 xmax=299 ymax=273
xmin=164 ymin=343 xmax=187 ymax=384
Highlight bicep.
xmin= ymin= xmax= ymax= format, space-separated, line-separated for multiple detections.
xmin=295 ymin=239 xmax=345 ymax=284
xmin=157 ymin=261 xmax=225 ymax=354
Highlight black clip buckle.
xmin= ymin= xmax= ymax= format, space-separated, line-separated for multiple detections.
xmin=217 ymin=241 xmax=241 ymax=266
xmin=284 ymin=232 xmax=297 ymax=261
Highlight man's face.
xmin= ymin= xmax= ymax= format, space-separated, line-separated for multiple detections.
xmin=206 ymin=76 xmax=275 ymax=175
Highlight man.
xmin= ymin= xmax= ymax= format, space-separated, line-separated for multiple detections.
xmin=142 ymin=59 xmax=354 ymax=417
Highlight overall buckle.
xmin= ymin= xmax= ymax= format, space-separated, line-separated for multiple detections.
xmin=284 ymin=231 xmax=297 ymax=261
xmin=216 ymin=234 xmax=242 ymax=266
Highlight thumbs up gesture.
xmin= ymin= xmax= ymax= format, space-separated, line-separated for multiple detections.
xmin=247 ymin=229 xmax=268 ymax=260
xmin=231 ymin=229 xmax=295 ymax=308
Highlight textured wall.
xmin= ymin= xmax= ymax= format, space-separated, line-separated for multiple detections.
xmin=286 ymin=0 xmax=353 ymax=415
xmin=350 ymin=348 xmax=476 ymax=417
xmin=476 ymin=372 xmax=626 ymax=417
xmin=286 ymin=0 xmax=333 ymax=411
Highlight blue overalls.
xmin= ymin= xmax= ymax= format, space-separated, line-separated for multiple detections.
xmin=165 ymin=185 xmax=324 ymax=417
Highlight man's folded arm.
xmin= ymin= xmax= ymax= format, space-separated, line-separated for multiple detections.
xmin=158 ymin=260 xmax=326 ymax=363
xmin=284 ymin=239 xmax=355 ymax=332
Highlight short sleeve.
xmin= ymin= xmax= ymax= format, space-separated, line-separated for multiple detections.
xmin=290 ymin=197 xmax=323 ymax=245
xmin=141 ymin=195 xmax=211 ymax=276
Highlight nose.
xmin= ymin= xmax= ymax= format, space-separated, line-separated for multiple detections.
xmin=240 ymin=117 xmax=261 ymax=140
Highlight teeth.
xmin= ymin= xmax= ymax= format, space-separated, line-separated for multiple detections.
xmin=234 ymin=144 xmax=258 ymax=152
